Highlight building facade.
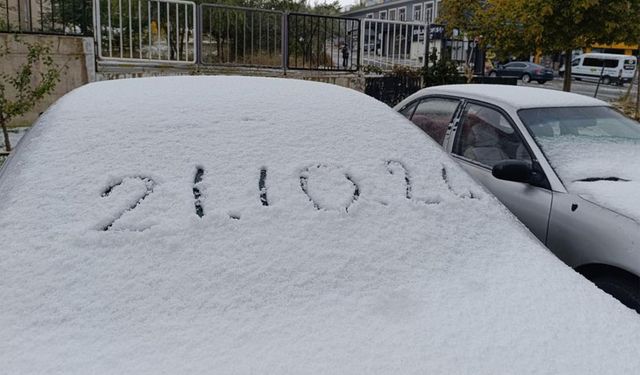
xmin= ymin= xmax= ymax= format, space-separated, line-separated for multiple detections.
xmin=345 ymin=0 xmax=442 ymax=24
xmin=346 ymin=1 xmax=638 ymax=64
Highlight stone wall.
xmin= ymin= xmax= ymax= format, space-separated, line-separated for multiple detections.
xmin=1 ymin=34 xmax=95 ymax=127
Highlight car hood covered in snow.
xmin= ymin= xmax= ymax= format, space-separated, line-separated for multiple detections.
xmin=537 ymin=136 xmax=640 ymax=222
xmin=1 ymin=77 xmax=640 ymax=374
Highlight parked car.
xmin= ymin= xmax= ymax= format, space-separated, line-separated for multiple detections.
xmin=396 ymin=84 xmax=640 ymax=312
xmin=489 ymin=61 xmax=555 ymax=84
xmin=560 ymin=52 xmax=637 ymax=85
xmin=2 ymin=77 xmax=640 ymax=373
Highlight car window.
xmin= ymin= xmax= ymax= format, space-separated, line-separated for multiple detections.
xmin=583 ymin=57 xmax=616 ymax=67
xmin=398 ymin=101 xmax=418 ymax=119
xmin=507 ymin=63 xmax=525 ymax=69
xmin=453 ymin=103 xmax=532 ymax=167
xmin=571 ymin=58 xmax=580 ymax=66
xmin=409 ymin=98 xmax=459 ymax=145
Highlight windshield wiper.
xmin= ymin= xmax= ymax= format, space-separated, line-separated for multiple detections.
xmin=574 ymin=177 xmax=630 ymax=182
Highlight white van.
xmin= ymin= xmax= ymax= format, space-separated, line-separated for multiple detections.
xmin=560 ymin=52 xmax=637 ymax=85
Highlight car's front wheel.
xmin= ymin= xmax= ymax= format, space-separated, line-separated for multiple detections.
xmin=601 ymin=75 xmax=611 ymax=85
xmin=521 ymin=73 xmax=531 ymax=83
xmin=590 ymin=274 xmax=640 ymax=313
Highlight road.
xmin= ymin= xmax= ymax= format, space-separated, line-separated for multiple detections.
xmin=518 ymin=76 xmax=635 ymax=103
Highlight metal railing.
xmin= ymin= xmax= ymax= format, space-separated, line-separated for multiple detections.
xmin=1 ymin=0 xmax=92 ymax=35
xmin=200 ymin=4 xmax=283 ymax=68
xmin=92 ymin=1 xmax=364 ymax=71
xmin=361 ymin=18 xmax=427 ymax=71
xmin=95 ymin=0 xmax=196 ymax=63
xmin=287 ymin=13 xmax=359 ymax=71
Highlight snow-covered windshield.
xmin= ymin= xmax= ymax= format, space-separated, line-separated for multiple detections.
xmin=519 ymin=106 xmax=640 ymax=184
xmin=519 ymin=106 xmax=640 ymax=219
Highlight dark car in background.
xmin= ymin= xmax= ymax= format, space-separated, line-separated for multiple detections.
xmin=489 ymin=61 xmax=555 ymax=84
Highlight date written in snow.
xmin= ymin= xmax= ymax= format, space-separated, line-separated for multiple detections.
xmin=99 ymin=161 xmax=478 ymax=231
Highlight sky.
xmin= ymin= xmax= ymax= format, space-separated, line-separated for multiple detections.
xmin=338 ymin=0 xmax=358 ymax=8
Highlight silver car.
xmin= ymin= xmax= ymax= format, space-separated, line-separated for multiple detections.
xmin=395 ymin=84 xmax=640 ymax=312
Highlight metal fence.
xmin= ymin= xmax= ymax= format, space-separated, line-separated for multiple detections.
xmin=361 ymin=18 xmax=427 ymax=71
xmin=447 ymin=38 xmax=476 ymax=65
xmin=95 ymin=0 xmax=196 ymax=63
xmin=287 ymin=13 xmax=359 ymax=71
xmin=365 ymin=76 xmax=422 ymax=106
xmin=93 ymin=1 xmax=360 ymax=70
xmin=1 ymin=0 xmax=92 ymax=35
xmin=200 ymin=4 xmax=282 ymax=68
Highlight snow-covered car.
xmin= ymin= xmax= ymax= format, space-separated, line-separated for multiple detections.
xmin=1 ymin=77 xmax=640 ymax=374
xmin=395 ymin=84 xmax=640 ymax=313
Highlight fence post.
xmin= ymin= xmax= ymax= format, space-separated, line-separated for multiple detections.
xmin=636 ymin=67 xmax=640 ymax=120
xmin=282 ymin=11 xmax=288 ymax=75
xmin=424 ymin=22 xmax=430 ymax=87
xmin=81 ymin=0 xmax=88 ymax=34
xmin=355 ymin=19 xmax=361 ymax=71
xmin=196 ymin=4 xmax=202 ymax=65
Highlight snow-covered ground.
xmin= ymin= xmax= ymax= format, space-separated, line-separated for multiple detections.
xmin=1 ymin=76 xmax=640 ymax=374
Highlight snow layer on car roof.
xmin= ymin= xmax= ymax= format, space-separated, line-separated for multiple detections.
xmin=1 ymin=76 xmax=640 ymax=374
xmin=406 ymin=84 xmax=607 ymax=109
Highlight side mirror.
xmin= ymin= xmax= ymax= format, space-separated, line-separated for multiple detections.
xmin=492 ymin=160 xmax=532 ymax=183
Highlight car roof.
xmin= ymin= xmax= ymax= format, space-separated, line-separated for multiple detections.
xmin=581 ymin=52 xmax=637 ymax=60
xmin=1 ymin=76 xmax=640 ymax=373
xmin=400 ymin=84 xmax=608 ymax=110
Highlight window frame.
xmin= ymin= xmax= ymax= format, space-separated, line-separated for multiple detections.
xmin=424 ymin=2 xmax=434 ymax=23
xmin=398 ymin=7 xmax=407 ymax=21
xmin=397 ymin=95 xmax=464 ymax=147
xmin=413 ymin=4 xmax=423 ymax=21
xmin=451 ymin=100 xmax=537 ymax=170
xmin=398 ymin=95 xmax=556 ymax=190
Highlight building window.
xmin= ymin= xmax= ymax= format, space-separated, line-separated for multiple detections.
xmin=424 ymin=2 xmax=434 ymax=23
xmin=389 ymin=9 xmax=397 ymax=20
xmin=379 ymin=10 xmax=387 ymax=20
xmin=398 ymin=7 xmax=406 ymax=21
xmin=366 ymin=13 xmax=374 ymax=19
xmin=413 ymin=4 xmax=422 ymax=21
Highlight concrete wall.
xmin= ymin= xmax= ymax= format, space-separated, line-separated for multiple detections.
xmin=96 ymin=63 xmax=366 ymax=94
xmin=1 ymin=34 xmax=95 ymax=127
xmin=1 ymin=32 xmax=365 ymax=130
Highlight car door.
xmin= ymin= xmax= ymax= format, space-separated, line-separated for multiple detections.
xmin=401 ymin=96 xmax=462 ymax=147
xmin=448 ymin=101 xmax=553 ymax=242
